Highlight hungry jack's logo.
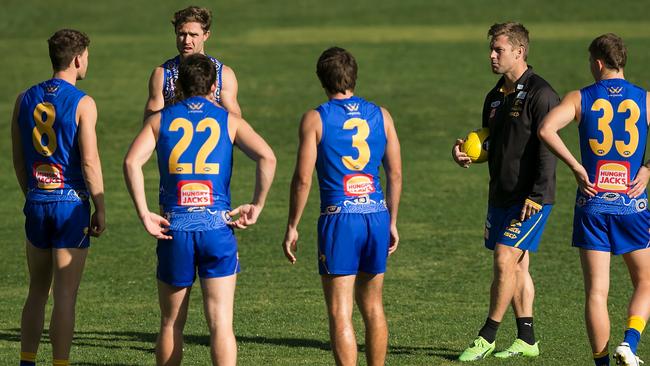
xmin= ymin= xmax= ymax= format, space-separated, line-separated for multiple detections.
xmin=343 ymin=174 xmax=375 ymax=196
xmin=595 ymin=161 xmax=629 ymax=192
xmin=33 ymin=163 xmax=64 ymax=189
xmin=178 ymin=180 xmax=213 ymax=206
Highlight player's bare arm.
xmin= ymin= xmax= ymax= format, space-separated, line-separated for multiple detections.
xmin=123 ymin=113 xmax=172 ymax=240
xmin=629 ymin=91 xmax=650 ymax=198
xmin=228 ymin=114 xmax=276 ymax=229
xmin=77 ymin=95 xmax=106 ymax=237
xmin=283 ymin=110 xmax=321 ymax=263
xmin=11 ymin=93 xmax=27 ymax=197
xmin=220 ymin=65 xmax=241 ymax=117
xmin=143 ymin=67 xmax=165 ymax=120
xmin=539 ymin=90 xmax=596 ymax=197
xmin=381 ymin=107 xmax=402 ymax=254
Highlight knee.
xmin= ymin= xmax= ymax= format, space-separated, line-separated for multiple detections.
xmin=494 ymin=251 xmax=517 ymax=274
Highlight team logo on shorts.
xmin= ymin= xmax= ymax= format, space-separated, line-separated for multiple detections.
xmin=343 ymin=174 xmax=375 ymax=196
xmin=33 ymin=163 xmax=64 ymax=189
xmin=595 ymin=161 xmax=629 ymax=192
xmin=177 ymin=180 xmax=213 ymax=206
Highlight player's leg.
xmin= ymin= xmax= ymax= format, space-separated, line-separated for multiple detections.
xmin=49 ymin=248 xmax=88 ymax=361
xmin=322 ymin=274 xmax=357 ymax=366
xmin=20 ymin=241 xmax=53 ymax=363
xmin=355 ymin=272 xmax=387 ymax=366
xmin=614 ymin=247 xmax=650 ymax=364
xmin=512 ymin=251 xmax=533 ymax=317
xmin=201 ymin=274 xmax=237 ymax=366
xmin=580 ymin=249 xmax=611 ymax=357
xmin=487 ymin=244 xmax=524 ymax=323
xmin=156 ymin=281 xmax=191 ymax=366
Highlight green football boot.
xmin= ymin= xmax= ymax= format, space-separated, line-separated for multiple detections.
xmin=493 ymin=338 xmax=539 ymax=358
xmin=458 ymin=336 xmax=496 ymax=362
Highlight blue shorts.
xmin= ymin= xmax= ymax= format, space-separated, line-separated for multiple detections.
xmin=484 ymin=204 xmax=552 ymax=252
xmin=317 ymin=211 xmax=390 ymax=275
xmin=157 ymin=208 xmax=239 ymax=287
xmin=572 ymin=206 xmax=650 ymax=255
xmin=23 ymin=199 xmax=90 ymax=249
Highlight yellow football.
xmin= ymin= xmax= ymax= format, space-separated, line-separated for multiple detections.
xmin=461 ymin=127 xmax=490 ymax=163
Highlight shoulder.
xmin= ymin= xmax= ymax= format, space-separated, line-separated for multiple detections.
xmin=78 ymin=95 xmax=97 ymax=111
xmin=221 ymin=64 xmax=236 ymax=78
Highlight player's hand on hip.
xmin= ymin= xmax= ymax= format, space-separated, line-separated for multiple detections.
xmin=388 ymin=224 xmax=399 ymax=255
xmin=90 ymin=210 xmax=106 ymax=237
xmin=283 ymin=226 xmax=298 ymax=264
xmin=227 ymin=204 xmax=261 ymax=229
xmin=142 ymin=212 xmax=172 ymax=240
xmin=452 ymin=139 xmax=471 ymax=168
xmin=572 ymin=164 xmax=597 ymax=197
xmin=628 ymin=165 xmax=650 ymax=198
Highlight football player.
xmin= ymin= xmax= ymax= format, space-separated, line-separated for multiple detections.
xmin=539 ymin=33 xmax=650 ymax=366
xmin=282 ymin=47 xmax=402 ymax=366
xmin=11 ymin=29 xmax=105 ymax=366
xmin=124 ymin=53 xmax=275 ymax=365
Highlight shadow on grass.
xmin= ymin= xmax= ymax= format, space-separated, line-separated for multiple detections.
xmin=0 ymin=328 xmax=459 ymax=362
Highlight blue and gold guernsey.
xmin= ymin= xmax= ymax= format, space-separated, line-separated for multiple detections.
xmin=316 ymin=96 xmax=387 ymax=214
xmin=161 ymin=55 xmax=223 ymax=105
xmin=578 ymin=78 xmax=648 ymax=215
xmin=18 ymin=78 xmax=87 ymax=202
xmin=157 ymin=96 xmax=232 ymax=231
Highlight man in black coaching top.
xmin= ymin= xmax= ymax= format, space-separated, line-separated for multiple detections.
xmin=452 ymin=22 xmax=559 ymax=361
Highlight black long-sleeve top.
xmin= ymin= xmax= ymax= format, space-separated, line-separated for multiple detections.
xmin=482 ymin=66 xmax=560 ymax=208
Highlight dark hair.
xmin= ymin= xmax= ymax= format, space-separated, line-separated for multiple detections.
xmin=172 ymin=6 xmax=212 ymax=32
xmin=589 ymin=33 xmax=627 ymax=71
xmin=176 ymin=54 xmax=216 ymax=99
xmin=488 ymin=22 xmax=529 ymax=60
xmin=47 ymin=29 xmax=90 ymax=71
xmin=316 ymin=47 xmax=357 ymax=94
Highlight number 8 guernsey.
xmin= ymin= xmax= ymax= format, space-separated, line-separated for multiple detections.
xmin=579 ymin=78 xmax=648 ymax=214
xmin=157 ymin=96 xmax=232 ymax=211
xmin=19 ymin=78 xmax=87 ymax=193
xmin=316 ymin=95 xmax=387 ymax=213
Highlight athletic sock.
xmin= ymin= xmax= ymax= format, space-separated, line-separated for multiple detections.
xmin=52 ymin=360 xmax=69 ymax=366
xmin=623 ymin=315 xmax=646 ymax=354
xmin=20 ymin=351 xmax=36 ymax=366
xmin=478 ymin=317 xmax=500 ymax=343
xmin=516 ymin=317 xmax=536 ymax=345
xmin=593 ymin=350 xmax=609 ymax=366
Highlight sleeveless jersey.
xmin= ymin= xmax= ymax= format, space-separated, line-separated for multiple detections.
xmin=18 ymin=78 xmax=87 ymax=202
xmin=157 ymin=96 xmax=232 ymax=212
xmin=578 ymin=78 xmax=648 ymax=214
xmin=161 ymin=55 xmax=223 ymax=106
xmin=316 ymin=96 xmax=387 ymax=214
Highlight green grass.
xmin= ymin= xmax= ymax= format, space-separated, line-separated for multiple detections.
xmin=1 ymin=0 xmax=650 ymax=364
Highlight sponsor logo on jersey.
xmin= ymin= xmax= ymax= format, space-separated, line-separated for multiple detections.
xmin=516 ymin=91 xmax=527 ymax=100
xmin=516 ymin=84 xmax=524 ymax=90
xmin=343 ymin=174 xmax=375 ymax=196
xmin=187 ymin=102 xmax=204 ymax=112
xmin=489 ymin=108 xmax=497 ymax=119
xmin=607 ymin=86 xmax=623 ymax=97
xmin=490 ymin=101 xmax=501 ymax=108
xmin=33 ymin=163 xmax=64 ymax=189
xmin=177 ymin=180 xmax=213 ymax=206
xmin=595 ymin=161 xmax=630 ymax=192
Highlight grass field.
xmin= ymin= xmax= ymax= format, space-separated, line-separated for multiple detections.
xmin=2 ymin=0 xmax=650 ymax=364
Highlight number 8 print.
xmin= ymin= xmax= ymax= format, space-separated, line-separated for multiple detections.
xmin=32 ymin=102 xmax=57 ymax=157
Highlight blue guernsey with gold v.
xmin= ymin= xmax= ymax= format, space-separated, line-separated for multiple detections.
xmin=578 ymin=79 xmax=648 ymax=214
xmin=19 ymin=78 xmax=87 ymax=201
xmin=316 ymin=96 xmax=387 ymax=214
xmin=157 ymin=96 xmax=232 ymax=216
